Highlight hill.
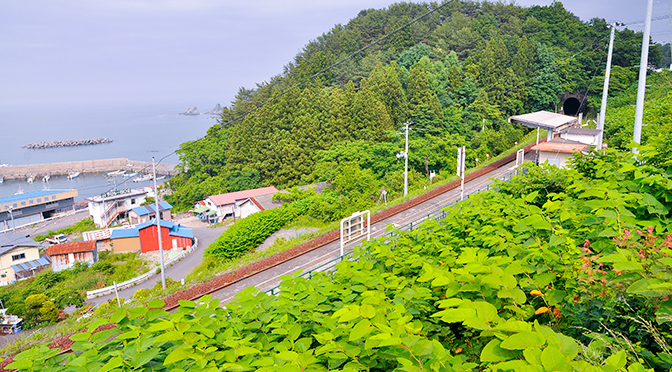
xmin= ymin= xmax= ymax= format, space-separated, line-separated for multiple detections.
xmin=165 ymin=0 xmax=662 ymax=210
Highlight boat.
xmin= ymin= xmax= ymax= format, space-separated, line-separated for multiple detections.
xmin=67 ymin=172 xmax=80 ymax=179
xmin=107 ymin=170 xmax=125 ymax=176
xmin=42 ymin=174 xmax=50 ymax=182
xmin=133 ymin=174 xmax=152 ymax=182
xmin=126 ymin=172 xmax=137 ymax=178
xmin=155 ymin=175 xmax=166 ymax=181
xmin=27 ymin=175 xmax=35 ymax=183
xmin=0 ymin=177 xmax=4 ymax=184
xmin=15 ymin=186 xmax=23 ymax=195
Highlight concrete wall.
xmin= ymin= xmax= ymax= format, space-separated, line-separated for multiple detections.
xmin=0 ymin=158 xmax=176 ymax=180
xmin=50 ymin=251 xmax=96 ymax=272
xmin=539 ymin=151 xmax=573 ymax=168
xmin=111 ymin=237 xmax=141 ymax=253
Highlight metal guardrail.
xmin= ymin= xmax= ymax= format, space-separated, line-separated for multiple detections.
xmin=264 ymin=168 xmax=524 ymax=295
xmin=86 ymin=237 xmax=199 ymax=299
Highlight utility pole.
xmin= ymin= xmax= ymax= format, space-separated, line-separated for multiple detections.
xmin=396 ymin=122 xmax=412 ymax=198
xmin=7 ymin=207 xmax=15 ymax=233
xmin=633 ymin=0 xmax=654 ymax=151
xmin=456 ymin=146 xmax=466 ymax=201
xmin=597 ymin=23 xmax=616 ymax=149
xmin=152 ymin=157 xmax=166 ymax=290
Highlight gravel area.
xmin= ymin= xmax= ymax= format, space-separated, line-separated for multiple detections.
xmin=256 ymin=227 xmax=319 ymax=252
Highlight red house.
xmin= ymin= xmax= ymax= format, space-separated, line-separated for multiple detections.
xmin=137 ymin=219 xmax=194 ymax=253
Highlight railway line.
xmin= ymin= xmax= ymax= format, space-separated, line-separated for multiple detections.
xmin=2 ymin=146 xmax=536 ymax=368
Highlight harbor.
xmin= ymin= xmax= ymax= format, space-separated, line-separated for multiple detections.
xmin=0 ymin=158 xmax=176 ymax=181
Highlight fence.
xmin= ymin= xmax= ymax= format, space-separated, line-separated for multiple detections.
xmin=265 ymin=167 xmax=524 ymax=295
xmin=86 ymin=237 xmax=199 ymax=299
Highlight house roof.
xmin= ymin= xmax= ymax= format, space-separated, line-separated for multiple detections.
xmin=0 ymin=234 xmax=41 ymax=256
xmin=110 ymin=228 xmax=139 ymax=239
xmin=0 ymin=190 xmax=73 ymax=206
xmin=207 ymin=186 xmax=279 ymax=206
xmin=129 ymin=201 xmax=173 ymax=216
xmin=137 ymin=219 xmax=193 ymax=239
xmin=531 ymin=138 xmax=590 ymax=154
xmin=509 ymin=111 xmax=578 ymax=131
xmin=560 ymin=127 xmax=602 ymax=136
xmin=11 ymin=256 xmax=50 ymax=273
xmin=46 ymin=240 xmax=96 ymax=256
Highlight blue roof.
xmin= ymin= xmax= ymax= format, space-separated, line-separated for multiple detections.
xmin=137 ymin=219 xmax=193 ymax=239
xmin=170 ymin=225 xmax=193 ymax=239
xmin=0 ymin=190 xmax=72 ymax=205
xmin=110 ymin=228 xmax=139 ymax=239
xmin=137 ymin=219 xmax=174 ymax=230
xmin=130 ymin=201 xmax=172 ymax=216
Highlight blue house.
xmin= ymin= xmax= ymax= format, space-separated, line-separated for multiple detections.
xmin=128 ymin=201 xmax=172 ymax=225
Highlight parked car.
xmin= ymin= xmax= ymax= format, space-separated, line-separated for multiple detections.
xmin=45 ymin=234 xmax=68 ymax=245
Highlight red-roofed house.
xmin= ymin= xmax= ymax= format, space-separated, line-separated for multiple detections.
xmin=203 ymin=186 xmax=278 ymax=222
xmin=46 ymin=241 xmax=99 ymax=272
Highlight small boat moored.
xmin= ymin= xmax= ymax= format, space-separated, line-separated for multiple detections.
xmin=67 ymin=172 xmax=80 ymax=179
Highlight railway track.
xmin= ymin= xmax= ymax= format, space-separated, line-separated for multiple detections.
xmin=3 ymin=145 xmax=537 ymax=367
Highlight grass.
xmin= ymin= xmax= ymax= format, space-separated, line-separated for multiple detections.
xmin=33 ymin=218 xmax=97 ymax=242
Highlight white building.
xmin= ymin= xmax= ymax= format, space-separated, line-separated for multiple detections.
xmin=530 ymin=138 xmax=590 ymax=168
xmin=202 ymin=186 xmax=278 ymax=222
xmin=558 ymin=127 xmax=602 ymax=146
xmin=87 ymin=189 xmax=148 ymax=228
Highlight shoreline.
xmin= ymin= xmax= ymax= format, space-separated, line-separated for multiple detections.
xmin=0 ymin=158 xmax=176 ymax=180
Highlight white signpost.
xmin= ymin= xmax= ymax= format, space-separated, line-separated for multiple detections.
xmin=340 ymin=210 xmax=371 ymax=256
xmin=516 ymin=149 xmax=525 ymax=166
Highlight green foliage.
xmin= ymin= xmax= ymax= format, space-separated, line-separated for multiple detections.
xmin=206 ymin=205 xmax=300 ymax=260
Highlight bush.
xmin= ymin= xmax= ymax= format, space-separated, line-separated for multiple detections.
xmin=206 ymin=206 xmax=297 ymax=260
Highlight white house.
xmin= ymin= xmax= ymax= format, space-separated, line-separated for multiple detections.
xmin=203 ymin=186 xmax=279 ymax=222
xmin=558 ymin=127 xmax=602 ymax=146
xmin=87 ymin=189 xmax=148 ymax=228
xmin=530 ymin=138 xmax=590 ymax=168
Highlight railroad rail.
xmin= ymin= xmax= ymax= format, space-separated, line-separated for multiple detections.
xmin=1 ymin=144 xmax=538 ymax=368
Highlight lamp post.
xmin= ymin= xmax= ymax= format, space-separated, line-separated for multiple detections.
xmin=7 ymin=207 xmax=15 ymax=233
xmin=152 ymin=157 xmax=166 ymax=290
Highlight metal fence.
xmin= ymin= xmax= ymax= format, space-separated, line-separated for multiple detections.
xmin=264 ymin=168 xmax=523 ymax=295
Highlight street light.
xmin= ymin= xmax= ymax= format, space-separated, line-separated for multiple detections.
xmin=7 ymin=207 xmax=15 ymax=233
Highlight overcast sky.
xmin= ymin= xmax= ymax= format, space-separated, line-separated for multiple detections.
xmin=1 ymin=0 xmax=670 ymax=107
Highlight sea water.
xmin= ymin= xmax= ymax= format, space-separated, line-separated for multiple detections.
xmin=0 ymin=102 xmax=219 ymax=200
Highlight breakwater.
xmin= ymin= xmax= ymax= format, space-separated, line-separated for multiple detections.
xmin=22 ymin=137 xmax=113 ymax=149
xmin=0 ymin=158 xmax=176 ymax=180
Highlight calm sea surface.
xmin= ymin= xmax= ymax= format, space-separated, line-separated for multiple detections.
xmin=0 ymin=102 xmax=218 ymax=200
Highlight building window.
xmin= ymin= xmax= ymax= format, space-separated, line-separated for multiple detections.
xmin=52 ymin=196 xmax=56 ymax=200
xmin=13 ymin=203 xmax=17 ymax=208
xmin=131 ymin=199 xmax=136 ymax=204
xmin=29 ymin=200 xmax=34 ymax=205
xmin=12 ymin=253 xmax=26 ymax=261
xmin=1 ymin=274 xmax=5 ymax=278
xmin=37 ymin=198 xmax=41 ymax=203
xmin=21 ymin=202 xmax=26 ymax=206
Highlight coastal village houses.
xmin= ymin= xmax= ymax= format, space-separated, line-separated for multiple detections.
xmin=137 ymin=219 xmax=194 ymax=253
xmin=200 ymin=186 xmax=279 ymax=222
xmin=0 ymin=233 xmax=49 ymax=286
xmin=1 ymin=190 xmax=78 ymax=232
xmin=127 ymin=201 xmax=173 ymax=225
xmin=46 ymin=241 xmax=98 ymax=272
xmin=87 ymin=189 xmax=148 ymax=228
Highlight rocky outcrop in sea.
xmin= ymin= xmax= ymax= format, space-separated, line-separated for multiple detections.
xmin=179 ymin=106 xmax=200 ymax=115
xmin=206 ymin=104 xmax=223 ymax=115
xmin=22 ymin=138 xmax=113 ymax=149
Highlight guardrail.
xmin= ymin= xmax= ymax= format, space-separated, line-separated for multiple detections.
xmin=264 ymin=167 xmax=524 ymax=295
xmin=86 ymin=237 xmax=199 ymax=299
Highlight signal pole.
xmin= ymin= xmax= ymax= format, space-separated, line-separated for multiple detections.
xmin=597 ymin=23 xmax=616 ymax=149
xmin=396 ymin=122 xmax=412 ymax=198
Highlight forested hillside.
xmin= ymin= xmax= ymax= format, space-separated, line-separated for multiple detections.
xmin=166 ymin=0 xmax=664 ymax=209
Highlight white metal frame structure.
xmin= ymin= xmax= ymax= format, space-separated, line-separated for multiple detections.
xmin=340 ymin=210 xmax=371 ymax=256
xmin=516 ymin=149 xmax=525 ymax=166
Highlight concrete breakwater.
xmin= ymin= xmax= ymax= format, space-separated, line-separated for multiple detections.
xmin=22 ymin=137 xmax=113 ymax=149
xmin=0 ymin=158 xmax=176 ymax=180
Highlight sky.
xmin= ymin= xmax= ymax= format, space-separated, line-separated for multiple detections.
xmin=1 ymin=0 xmax=670 ymax=108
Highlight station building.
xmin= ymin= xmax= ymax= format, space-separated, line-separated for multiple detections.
xmin=0 ymin=190 xmax=78 ymax=231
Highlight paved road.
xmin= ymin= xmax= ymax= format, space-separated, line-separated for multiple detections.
xmin=10 ymin=210 xmax=90 ymax=238
xmin=207 ymin=157 xmax=526 ymax=304
xmin=89 ymin=219 xmax=226 ymax=304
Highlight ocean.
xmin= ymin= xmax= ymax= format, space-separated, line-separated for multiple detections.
xmin=0 ymin=102 xmax=219 ymax=201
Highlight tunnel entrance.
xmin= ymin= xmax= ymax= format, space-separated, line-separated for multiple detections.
xmin=559 ymin=93 xmax=587 ymax=116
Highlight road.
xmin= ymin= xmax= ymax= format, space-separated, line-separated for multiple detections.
xmin=205 ymin=157 xmax=525 ymax=304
